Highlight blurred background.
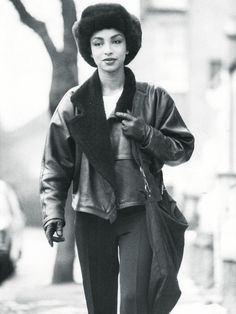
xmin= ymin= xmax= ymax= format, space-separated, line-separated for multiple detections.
xmin=1 ymin=0 xmax=236 ymax=313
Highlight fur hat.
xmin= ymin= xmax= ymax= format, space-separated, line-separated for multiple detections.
xmin=72 ymin=3 xmax=142 ymax=67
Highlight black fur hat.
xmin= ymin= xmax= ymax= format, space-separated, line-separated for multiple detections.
xmin=72 ymin=3 xmax=142 ymax=67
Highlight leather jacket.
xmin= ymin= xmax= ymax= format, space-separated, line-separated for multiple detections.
xmin=40 ymin=76 xmax=194 ymax=227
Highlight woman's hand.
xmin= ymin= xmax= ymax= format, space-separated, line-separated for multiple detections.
xmin=44 ymin=219 xmax=65 ymax=247
xmin=115 ymin=111 xmax=151 ymax=144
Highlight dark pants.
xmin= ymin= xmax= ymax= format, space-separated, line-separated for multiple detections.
xmin=75 ymin=207 xmax=153 ymax=314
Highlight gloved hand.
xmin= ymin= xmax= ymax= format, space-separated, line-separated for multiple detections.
xmin=115 ymin=111 xmax=151 ymax=144
xmin=44 ymin=219 xmax=65 ymax=247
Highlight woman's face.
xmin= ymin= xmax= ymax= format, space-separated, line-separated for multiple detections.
xmin=90 ymin=28 xmax=128 ymax=73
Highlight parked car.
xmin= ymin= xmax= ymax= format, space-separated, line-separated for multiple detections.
xmin=0 ymin=180 xmax=25 ymax=282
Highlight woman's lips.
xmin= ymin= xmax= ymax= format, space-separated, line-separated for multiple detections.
xmin=103 ymin=58 xmax=116 ymax=64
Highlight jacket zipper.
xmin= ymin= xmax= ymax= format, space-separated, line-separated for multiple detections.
xmin=139 ymin=165 xmax=152 ymax=198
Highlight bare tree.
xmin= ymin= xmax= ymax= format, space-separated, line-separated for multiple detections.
xmin=8 ymin=0 xmax=78 ymax=283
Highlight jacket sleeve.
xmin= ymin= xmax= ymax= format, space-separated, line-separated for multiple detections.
xmin=141 ymin=87 xmax=194 ymax=166
xmin=39 ymin=91 xmax=75 ymax=227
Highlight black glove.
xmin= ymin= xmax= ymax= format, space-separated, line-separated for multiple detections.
xmin=44 ymin=219 xmax=65 ymax=247
xmin=115 ymin=111 xmax=151 ymax=144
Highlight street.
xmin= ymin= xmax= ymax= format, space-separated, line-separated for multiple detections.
xmin=0 ymin=228 xmax=228 ymax=314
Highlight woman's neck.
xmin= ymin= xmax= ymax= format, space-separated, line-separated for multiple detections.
xmin=98 ymin=68 xmax=125 ymax=96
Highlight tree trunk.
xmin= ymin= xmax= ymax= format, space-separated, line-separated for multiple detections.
xmin=52 ymin=186 xmax=75 ymax=283
xmin=49 ymin=53 xmax=78 ymax=115
xmin=8 ymin=0 xmax=78 ymax=284
xmin=49 ymin=54 xmax=78 ymax=283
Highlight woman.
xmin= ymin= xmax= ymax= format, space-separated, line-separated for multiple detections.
xmin=40 ymin=3 xmax=194 ymax=314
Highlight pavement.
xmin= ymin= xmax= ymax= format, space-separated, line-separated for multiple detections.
xmin=0 ymin=228 xmax=228 ymax=314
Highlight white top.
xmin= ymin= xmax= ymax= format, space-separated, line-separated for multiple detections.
xmin=103 ymin=89 xmax=123 ymax=118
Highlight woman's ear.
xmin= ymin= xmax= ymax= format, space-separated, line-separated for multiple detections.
xmin=126 ymin=51 xmax=129 ymax=55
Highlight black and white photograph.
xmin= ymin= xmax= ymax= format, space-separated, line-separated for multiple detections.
xmin=0 ymin=0 xmax=236 ymax=313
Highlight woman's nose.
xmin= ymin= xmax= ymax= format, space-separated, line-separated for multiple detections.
xmin=104 ymin=43 xmax=113 ymax=55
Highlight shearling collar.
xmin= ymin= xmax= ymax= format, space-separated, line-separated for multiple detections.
xmin=68 ymin=67 xmax=136 ymax=192
xmin=70 ymin=66 xmax=136 ymax=114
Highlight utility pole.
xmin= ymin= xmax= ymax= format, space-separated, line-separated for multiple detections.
xmin=225 ymin=15 xmax=236 ymax=172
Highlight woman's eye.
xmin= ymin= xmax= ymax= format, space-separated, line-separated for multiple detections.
xmin=93 ymin=42 xmax=102 ymax=47
xmin=113 ymin=39 xmax=122 ymax=44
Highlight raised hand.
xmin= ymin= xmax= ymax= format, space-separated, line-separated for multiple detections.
xmin=115 ymin=111 xmax=150 ymax=143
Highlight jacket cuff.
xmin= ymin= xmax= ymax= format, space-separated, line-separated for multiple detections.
xmin=42 ymin=208 xmax=65 ymax=228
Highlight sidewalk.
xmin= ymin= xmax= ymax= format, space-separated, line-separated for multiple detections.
xmin=0 ymin=228 xmax=228 ymax=314
xmin=0 ymin=227 xmax=86 ymax=314
xmin=0 ymin=283 xmax=86 ymax=314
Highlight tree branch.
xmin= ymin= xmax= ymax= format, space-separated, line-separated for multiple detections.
xmin=59 ymin=0 xmax=77 ymax=55
xmin=8 ymin=0 xmax=59 ymax=61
